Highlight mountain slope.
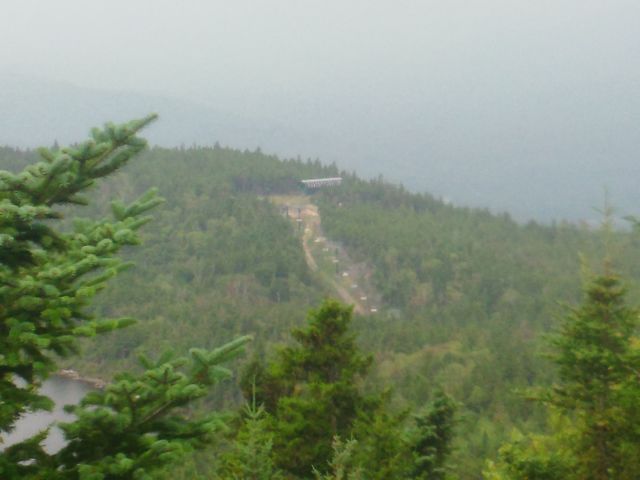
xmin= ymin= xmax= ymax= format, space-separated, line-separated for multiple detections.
xmin=4 ymin=141 xmax=640 ymax=478
xmin=5 ymin=74 xmax=640 ymax=223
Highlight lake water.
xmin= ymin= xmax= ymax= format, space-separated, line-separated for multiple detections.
xmin=1 ymin=376 xmax=92 ymax=453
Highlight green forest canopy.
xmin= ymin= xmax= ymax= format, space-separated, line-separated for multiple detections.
xmin=2 ymin=118 xmax=640 ymax=478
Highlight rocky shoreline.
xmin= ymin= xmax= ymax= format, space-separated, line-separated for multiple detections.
xmin=56 ymin=369 xmax=106 ymax=389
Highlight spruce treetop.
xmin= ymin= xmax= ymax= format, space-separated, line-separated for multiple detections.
xmin=0 ymin=117 xmax=250 ymax=479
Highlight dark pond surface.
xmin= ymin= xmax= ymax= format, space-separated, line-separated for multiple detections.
xmin=2 ymin=376 xmax=92 ymax=453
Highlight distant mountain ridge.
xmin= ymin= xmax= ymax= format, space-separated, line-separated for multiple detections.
xmin=2 ymin=73 xmax=640 ymax=223
xmin=0 ymin=74 xmax=316 ymax=155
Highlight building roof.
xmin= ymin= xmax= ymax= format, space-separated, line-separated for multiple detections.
xmin=300 ymin=177 xmax=343 ymax=188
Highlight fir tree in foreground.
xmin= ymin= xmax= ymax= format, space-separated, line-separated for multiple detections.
xmin=0 ymin=117 xmax=249 ymax=479
xmin=241 ymin=300 xmax=459 ymax=479
xmin=216 ymin=400 xmax=284 ymax=480
xmin=243 ymin=300 xmax=374 ymax=477
xmin=408 ymin=390 xmax=458 ymax=480
xmin=486 ymin=271 xmax=640 ymax=480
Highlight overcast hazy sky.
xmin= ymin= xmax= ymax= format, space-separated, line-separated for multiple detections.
xmin=3 ymin=1 xmax=638 ymax=112
xmin=2 ymin=1 xmax=640 ymax=220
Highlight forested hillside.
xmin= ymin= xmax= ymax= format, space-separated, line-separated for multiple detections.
xmin=316 ymin=178 xmax=640 ymax=474
xmin=3 ymin=142 xmax=640 ymax=479
xmin=1 ymin=145 xmax=336 ymax=383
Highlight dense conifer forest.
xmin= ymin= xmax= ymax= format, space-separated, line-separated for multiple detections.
xmin=1 ymin=120 xmax=639 ymax=478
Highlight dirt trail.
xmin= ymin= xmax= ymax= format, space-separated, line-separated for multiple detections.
xmin=269 ymin=195 xmax=381 ymax=315
xmin=330 ymin=280 xmax=367 ymax=315
xmin=301 ymin=223 xmax=318 ymax=272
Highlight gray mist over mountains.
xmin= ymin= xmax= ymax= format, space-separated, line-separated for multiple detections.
xmin=2 ymin=1 xmax=639 ymax=222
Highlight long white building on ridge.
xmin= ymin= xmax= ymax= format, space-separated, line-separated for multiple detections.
xmin=300 ymin=177 xmax=343 ymax=189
